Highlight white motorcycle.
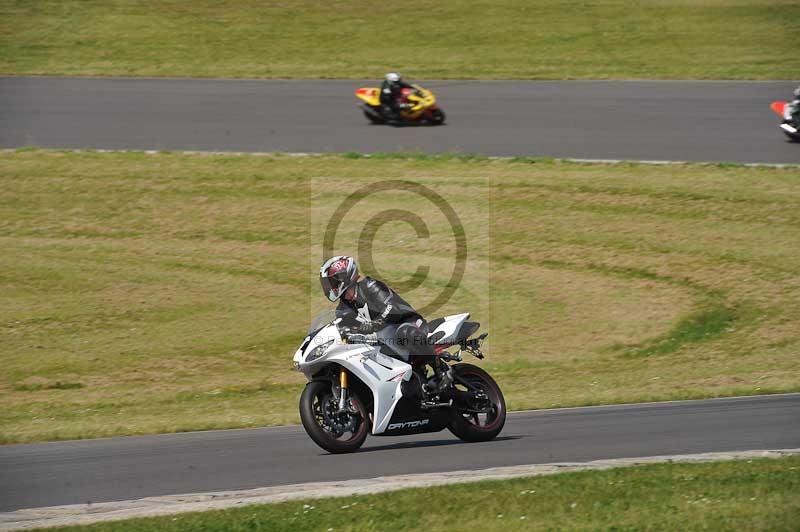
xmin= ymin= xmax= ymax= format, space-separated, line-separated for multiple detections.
xmin=293 ymin=310 xmax=506 ymax=453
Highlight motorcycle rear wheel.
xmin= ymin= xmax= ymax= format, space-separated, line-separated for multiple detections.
xmin=363 ymin=109 xmax=385 ymax=124
xmin=299 ymin=380 xmax=369 ymax=453
xmin=448 ymin=363 xmax=506 ymax=442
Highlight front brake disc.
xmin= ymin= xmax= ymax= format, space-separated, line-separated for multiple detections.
xmin=321 ymin=396 xmax=356 ymax=435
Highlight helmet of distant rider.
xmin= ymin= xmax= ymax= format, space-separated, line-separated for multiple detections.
xmin=320 ymin=256 xmax=359 ymax=302
xmin=385 ymin=72 xmax=402 ymax=84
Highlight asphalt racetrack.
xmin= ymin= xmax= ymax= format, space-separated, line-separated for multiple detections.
xmin=1 ymin=77 xmax=798 ymax=164
xmin=1 ymin=78 xmax=799 ymax=516
xmin=1 ymin=394 xmax=798 ymax=512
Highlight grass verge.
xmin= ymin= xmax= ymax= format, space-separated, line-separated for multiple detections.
xmin=43 ymin=456 xmax=800 ymax=531
xmin=1 ymin=1 xmax=798 ymax=79
xmin=1 ymin=149 xmax=800 ymax=443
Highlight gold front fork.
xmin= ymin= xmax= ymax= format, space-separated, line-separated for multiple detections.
xmin=338 ymin=368 xmax=349 ymax=411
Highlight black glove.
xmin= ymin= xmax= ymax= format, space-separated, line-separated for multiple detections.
xmin=358 ymin=319 xmax=384 ymax=334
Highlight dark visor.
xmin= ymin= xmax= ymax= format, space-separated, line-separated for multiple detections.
xmin=321 ymin=271 xmax=349 ymax=301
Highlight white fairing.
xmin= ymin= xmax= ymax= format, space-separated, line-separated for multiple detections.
xmin=428 ymin=313 xmax=470 ymax=344
xmin=294 ymin=322 xmax=412 ymax=435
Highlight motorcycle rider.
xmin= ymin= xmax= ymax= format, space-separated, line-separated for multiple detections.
xmin=379 ymin=72 xmax=414 ymax=123
xmin=319 ymin=255 xmax=449 ymax=397
xmin=791 ymin=86 xmax=800 ymax=121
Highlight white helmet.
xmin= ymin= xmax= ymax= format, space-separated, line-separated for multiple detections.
xmin=320 ymin=256 xmax=359 ymax=302
xmin=794 ymin=85 xmax=800 ymax=98
xmin=385 ymin=72 xmax=401 ymax=83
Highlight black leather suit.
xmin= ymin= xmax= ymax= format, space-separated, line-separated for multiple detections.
xmin=379 ymin=80 xmax=414 ymax=119
xmin=336 ymin=277 xmax=432 ymax=357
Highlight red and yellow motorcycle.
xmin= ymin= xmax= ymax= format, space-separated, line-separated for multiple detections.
xmin=355 ymin=84 xmax=445 ymax=126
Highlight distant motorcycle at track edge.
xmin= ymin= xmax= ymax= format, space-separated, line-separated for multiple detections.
xmin=355 ymin=84 xmax=446 ymax=126
xmin=770 ymin=100 xmax=800 ymax=142
xmin=293 ymin=310 xmax=505 ymax=453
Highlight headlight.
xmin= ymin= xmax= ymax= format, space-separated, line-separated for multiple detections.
xmin=306 ymin=339 xmax=334 ymax=362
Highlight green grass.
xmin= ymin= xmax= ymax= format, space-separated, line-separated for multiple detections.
xmin=45 ymin=456 xmax=800 ymax=531
xmin=1 ymin=149 xmax=800 ymax=443
xmin=623 ymin=301 xmax=740 ymax=358
xmin=1 ymin=1 xmax=798 ymax=79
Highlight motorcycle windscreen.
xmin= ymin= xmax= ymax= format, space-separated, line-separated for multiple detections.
xmin=307 ymin=309 xmax=351 ymax=335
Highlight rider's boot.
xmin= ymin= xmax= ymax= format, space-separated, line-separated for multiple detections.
xmin=422 ymin=360 xmax=453 ymax=397
xmin=382 ymin=105 xmax=405 ymax=127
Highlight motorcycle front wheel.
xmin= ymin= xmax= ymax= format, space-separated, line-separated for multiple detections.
xmin=299 ymin=380 xmax=369 ymax=454
xmin=428 ymin=108 xmax=445 ymax=125
xmin=448 ymin=363 xmax=506 ymax=442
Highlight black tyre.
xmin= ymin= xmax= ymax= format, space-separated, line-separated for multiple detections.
xmin=429 ymin=108 xmax=445 ymax=125
xmin=363 ymin=109 xmax=385 ymax=124
xmin=448 ymin=363 xmax=505 ymax=442
xmin=299 ymin=380 xmax=369 ymax=453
